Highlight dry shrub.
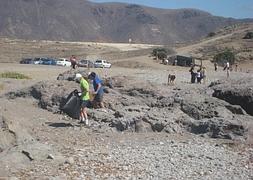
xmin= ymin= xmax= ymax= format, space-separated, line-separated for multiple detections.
xmin=0 ymin=83 xmax=3 ymax=91
xmin=0 ymin=72 xmax=30 ymax=79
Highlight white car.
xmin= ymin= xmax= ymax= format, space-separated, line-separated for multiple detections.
xmin=33 ymin=57 xmax=44 ymax=64
xmin=94 ymin=60 xmax=111 ymax=68
xmin=56 ymin=58 xmax=71 ymax=67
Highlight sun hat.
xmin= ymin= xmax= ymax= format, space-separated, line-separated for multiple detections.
xmin=74 ymin=73 xmax=82 ymax=81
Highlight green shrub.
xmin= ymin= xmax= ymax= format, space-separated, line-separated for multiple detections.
xmin=152 ymin=48 xmax=168 ymax=60
xmin=213 ymin=49 xmax=236 ymax=66
xmin=0 ymin=72 xmax=31 ymax=79
xmin=207 ymin=32 xmax=216 ymax=37
xmin=243 ymin=32 xmax=253 ymax=39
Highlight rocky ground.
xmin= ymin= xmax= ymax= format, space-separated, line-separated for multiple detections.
xmin=0 ymin=63 xmax=253 ymax=179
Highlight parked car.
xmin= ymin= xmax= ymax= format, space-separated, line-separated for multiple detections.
xmin=94 ymin=59 xmax=111 ymax=68
xmin=41 ymin=58 xmax=57 ymax=65
xmin=20 ymin=58 xmax=34 ymax=64
xmin=56 ymin=58 xmax=71 ymax=67
xmin=33 ymin=57 xmax=44 ymax=64
xmin=78 ymin=59 xmax=94 ymax=68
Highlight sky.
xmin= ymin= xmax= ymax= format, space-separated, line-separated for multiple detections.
xmin=91 ymin=0 xmax=253 ymax=19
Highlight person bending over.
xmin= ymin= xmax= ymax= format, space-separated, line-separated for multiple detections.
xmin=74 ymin=73 xmax=90 ymax=125
xmin=88 ymin=72 xmax=105 ymax=109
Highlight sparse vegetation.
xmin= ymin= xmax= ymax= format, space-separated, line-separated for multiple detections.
xmin=213 ymin=49 xmax=236 ymax=65
xmin=152 ymin=48 xmax=168 ymax=60
xmin=207 ymin=32 xmax=216 ymax=37
xmin=243 ymin=32 xmax=253 ymax=39
xmin=0 ymin=72 xmax=31 ymax=79
xmin=0 ymin=83 xmax=3 ymax=91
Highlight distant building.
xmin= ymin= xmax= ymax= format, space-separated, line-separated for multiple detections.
xmin=168 ymin=55 xmax=195 ymax=67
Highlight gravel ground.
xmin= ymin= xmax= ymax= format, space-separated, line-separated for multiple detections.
xmin=0 ymin=63 xmax=253 ymax=179
xmin=14 ymin=132 xmax=253 ymax=179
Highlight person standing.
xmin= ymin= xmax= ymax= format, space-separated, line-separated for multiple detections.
xmin=196 ymin=69 xmax=202 ymax=84
xmin=88 ymin=72 xmax=105 ymax=109
xmin=214 ymin=62 xmax=218 ymax=71
xmin=70 ymin=55 xmax=77 ymax=69
xmin=201 ymin=67 xmax=207 ymax=84
xmin=235 ymin=63 xmax=238 ymax=72
xmin=189 ymin=65 xmax=196 ymax=83
xmin=74 ymin=73 xmax=90 ymax=125
xmin=223 ymin=61 xmax=230 ymax=78
xmin=226 ymin=62 xmax=230 ymax=70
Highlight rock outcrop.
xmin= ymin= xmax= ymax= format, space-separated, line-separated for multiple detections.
xmin=211 ymin=78 xmax=253 ymax=116
xmin=4 ymin=74 xmax=253 ymax=140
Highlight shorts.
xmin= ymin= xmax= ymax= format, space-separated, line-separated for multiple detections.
xmin=94 ymin=93 xmax=103 ymax=103
xmin=81 ymin=100 xmax=90 ymax=108
xmin=71 ymin=61 xmax=77 ymax=69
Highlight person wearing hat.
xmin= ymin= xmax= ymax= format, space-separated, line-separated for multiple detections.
xmin=74 ymin=73 xmax=90 ymax=125
xmin=88 ymin=72 xmax=105 ymax=109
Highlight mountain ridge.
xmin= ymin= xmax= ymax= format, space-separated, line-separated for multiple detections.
xmin=0 ymin=0 xmax=252 ymax=44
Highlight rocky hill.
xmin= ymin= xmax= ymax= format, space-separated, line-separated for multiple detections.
xmin=0 ymin=0 xmax=251 ymax=44
xmin=175 ymin=23 xmax=253 ymax=65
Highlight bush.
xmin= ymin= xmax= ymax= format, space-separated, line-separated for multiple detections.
xmin=213 ymin=49 xmax=236 ymax=66
xmin=243 ymin=32 xmax=253 ymax=39
xmin=207 ymin=32 xmax=216 ymax=37
xmin=152 ymin=48 xmax=168 ymax=60
xmin=0 ymin=72 xmax=31 ymax=79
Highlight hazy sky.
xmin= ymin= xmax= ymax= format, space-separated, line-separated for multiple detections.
xmin=91 ymin=0 xmax=253 ymax=19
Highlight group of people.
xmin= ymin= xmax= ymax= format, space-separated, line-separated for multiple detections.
xmin=189 ymin=65 xmax=206 ymax=84
xmin=74 ymin=71 xmax=105 ymax=126
xmin=215 ymin=61 xmax=239 ymax=78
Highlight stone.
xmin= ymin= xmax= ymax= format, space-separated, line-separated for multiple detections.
xmin=47 ymin=154 xmax=55 ymax=160
xmin=211 ymin=78 xmax=253 ymax=116
xmin=65 ymin=157 xmax=75 ymax=164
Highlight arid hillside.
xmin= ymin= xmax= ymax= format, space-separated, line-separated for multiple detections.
xmin=175 ymin=23 xmax=253 ymax=64
xmin=0 ymin=0 xmax=251 ymax=44
xmin=0 ymin=37 xmax=160 ymax=63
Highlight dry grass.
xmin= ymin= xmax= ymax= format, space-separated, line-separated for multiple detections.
xmin=0 ymin=72 xmax=31 ymax=79
xmin=0 ymin=83 xmax=3 ymax=91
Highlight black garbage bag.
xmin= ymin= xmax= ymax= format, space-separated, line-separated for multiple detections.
xmin=61 ymin=89 xmax=81 ymax=119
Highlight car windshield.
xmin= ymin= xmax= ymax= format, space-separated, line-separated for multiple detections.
xmin=80 ymin=60 xmax=87 ymax=63
xmin=96 ymin=60 xmax=102 ymax=63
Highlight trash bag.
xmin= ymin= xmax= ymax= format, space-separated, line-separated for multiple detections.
xmin=61 ymin=89 xmax=81 ymax=119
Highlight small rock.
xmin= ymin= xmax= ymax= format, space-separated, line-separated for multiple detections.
xmin=47 ymin=154 xmax=54 ymax=160
xmin=65 ymin=157 xmax=75 ymax=164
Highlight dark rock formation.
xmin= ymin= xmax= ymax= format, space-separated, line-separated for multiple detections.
xmin=211 ymin=78 xmax=253 ymax=116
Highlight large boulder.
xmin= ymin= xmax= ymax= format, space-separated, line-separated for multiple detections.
xmin=190 ymin=116 xmax=251 ymax=139
xmin=211 ymin=78 xmax=253 ymax=116
xmin=6 ymin=80 xmax=79 ymax=113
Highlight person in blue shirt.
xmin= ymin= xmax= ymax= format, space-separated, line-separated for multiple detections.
xmin=88 ymin=72 xmax=105 ymax=109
